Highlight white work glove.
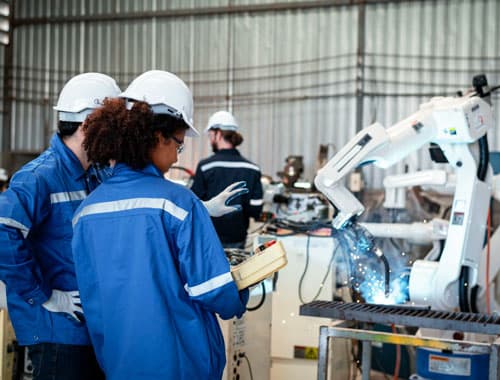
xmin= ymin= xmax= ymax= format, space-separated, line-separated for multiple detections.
xmin=42 ymin=289 xmax=83 ymax=322
xmin=203 ymin=181 xmax=249 ymax=217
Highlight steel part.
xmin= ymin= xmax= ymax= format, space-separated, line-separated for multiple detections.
xmin=300 ymin=301 xmax=500 ymax=334
xmin=490 ymin=343 xmax=499 ymax=380
xmin=317 ymin=326 xmax=329 ymax=380
xmin=361 ymin=340 xmax=371 ymax=380
xmin=15 ymin=1 xmax=434 ymax=26
xmin=328 ymin=323 xmax=491 ymax=353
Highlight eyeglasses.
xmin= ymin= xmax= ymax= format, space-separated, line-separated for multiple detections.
xmin=171 ymin=135 xmax=185 ymax=154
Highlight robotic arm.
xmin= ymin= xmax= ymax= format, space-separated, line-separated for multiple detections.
xmin=315 ymin=85 xmax=494 ymax=311
xmin=314 ymin=122 xmax=389 ymax=229
xmin=315 ymin=94 xmax=490 ymax=228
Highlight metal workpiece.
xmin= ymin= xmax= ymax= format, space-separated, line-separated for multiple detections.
xmin=300 ymin=300 xmax=500 ymax=334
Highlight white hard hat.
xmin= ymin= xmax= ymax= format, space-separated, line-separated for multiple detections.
xmin=0 ymin=168 xmax=7 ymax=182
xmin=54 ymin=73 xmax=121 ymax=123
xmin=205 ymin=110 xmax=239 ymax=133
xmin=120 ymin=70 xmax=199 ymax=137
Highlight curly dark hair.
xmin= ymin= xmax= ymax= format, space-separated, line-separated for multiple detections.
xmin=83 ymin=98 xmax=189 ymax=169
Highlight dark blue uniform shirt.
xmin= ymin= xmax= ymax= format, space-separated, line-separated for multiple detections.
xmin=191 ymin=149 xmax=263 ymax=244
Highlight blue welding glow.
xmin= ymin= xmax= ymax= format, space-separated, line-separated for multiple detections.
xmin=334 ymin=224 xmax=384 ymax=286
xmin=358 ymin=270 xmax=409 ymax=305
xmin=333 ymin=222 xmax=409 ymax=305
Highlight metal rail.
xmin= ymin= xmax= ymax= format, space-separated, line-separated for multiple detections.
xmin=15 ymin=1 xmax=436 ymax=26
xmin=300 ymin=300 xmax=500 ymax=334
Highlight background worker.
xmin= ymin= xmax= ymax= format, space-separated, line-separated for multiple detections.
xmin=0 ymin=73 xmax=120 ymax=379
xmin=71 ymin=70 xmax=249 ymax=380
xmin=191 ymin=110 xmax=264 ymax=248
xmin=0 ymin=168 xmax=9 ymax=192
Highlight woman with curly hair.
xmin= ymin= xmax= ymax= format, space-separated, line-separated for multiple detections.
xmin=71 ymin=70 xmax=249 ymax=380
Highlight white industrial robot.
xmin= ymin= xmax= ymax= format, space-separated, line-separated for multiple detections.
xmin=314 ymin=75 xmax=498 ymax=313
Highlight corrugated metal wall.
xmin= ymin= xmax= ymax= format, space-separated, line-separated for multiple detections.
xmin=2 ymin=0 xmax=500 ymax=187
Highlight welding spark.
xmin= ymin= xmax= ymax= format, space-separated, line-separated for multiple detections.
xmin=358 ymin=270 xmax=409 ymax=305
xmin=334 ymin=222 xmax=395 ymax=300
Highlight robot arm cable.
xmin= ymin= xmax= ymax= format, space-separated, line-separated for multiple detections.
xmin=477 ymin=135 xmax=489 ymax=181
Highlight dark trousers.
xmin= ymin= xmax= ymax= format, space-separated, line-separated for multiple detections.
xmin=27 ymin=343 xmax=104 ymax=380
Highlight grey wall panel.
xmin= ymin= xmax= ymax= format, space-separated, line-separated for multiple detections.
xmin=3 ymin=0 xmax=500 ymax=188
xmin=12 ymin=23 xmax=51 ymax=152
xmin=223 ymin=6 xmax=358 ymax=179
xmin=170 ymin=4 xmax=357 ymax=180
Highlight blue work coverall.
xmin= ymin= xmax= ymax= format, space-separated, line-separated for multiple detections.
xmin=0 ymin=134 xmax=94 ymax=346
xmin=72 ymin=163 xmax=248 ymax=380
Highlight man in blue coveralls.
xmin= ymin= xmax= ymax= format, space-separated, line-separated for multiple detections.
xmin=0 ymin=72 xmax=120 ymax=379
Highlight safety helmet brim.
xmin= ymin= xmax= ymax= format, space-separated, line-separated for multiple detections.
xmin=57 ymin=109 xmax=94 ymax=123
xmin=204 ymin=123 xmax=239 ymax=133
xmin=147 ymin=103 xmax=199 ymax=137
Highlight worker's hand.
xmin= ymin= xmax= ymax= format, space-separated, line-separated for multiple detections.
xmin=42 ymin=289 xmax=83 ymax=322
xmin=203 ymin=181 xmax=249 ymax=217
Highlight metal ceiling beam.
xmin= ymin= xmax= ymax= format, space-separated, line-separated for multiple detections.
xmin=14 ymin=0 xmax=433 ymax=26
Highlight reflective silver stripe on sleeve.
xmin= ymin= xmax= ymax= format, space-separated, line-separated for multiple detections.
xmin=200 ymin=161 xmax=260 ymax=172
xmin=72 ymin=197 xmax=188 ymax=226
xmin=50 ymin=191 xmax=87 ymax=204
xmin=0 ymin=217 xmax=30 ymax=238
xmin=184 ymin=272 xmax=233 ymax=297
xmin=250 ymin=199 xmax=264 ymax=206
